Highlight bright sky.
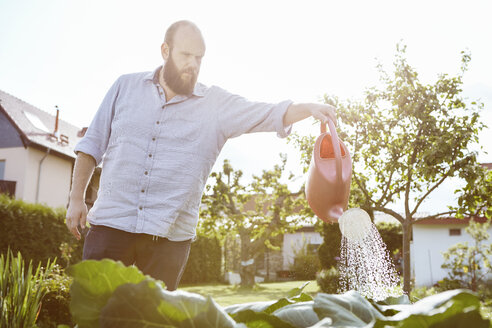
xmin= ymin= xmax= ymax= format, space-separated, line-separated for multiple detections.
xmin=1 ymin=0 xmax=491 ymax=215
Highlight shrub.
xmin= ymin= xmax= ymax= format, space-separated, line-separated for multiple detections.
xmin=180 ymin=234 xmax=222 ymax=284
xmin=375 ymin=221 xmax=402 ymax=256
xmin=316 ymin=266 xmax=340 ymax=293
xmin=317 ymin=222 xmax=342 ymax=270
xmin=477 ymin=280 xmax=492 ymax=303
xmin=0 ymin=194 xmax=84 ymax=268
xmin=292 ymin=253 xmax=319 ymax=280
xmin=434 ymin=277 xmax=464 ymax=291
xmin=441 ymin=219 xmax=492 ymax=292
xmin=409 ymin=285 xmax=439 ymax=302
xmin=37 ymin=264 xmax=73 ymax=328
xmin=0 ymin=249 xmax=55 ymax=327
xmin=290 ymin=237 xmax=320 ymax=280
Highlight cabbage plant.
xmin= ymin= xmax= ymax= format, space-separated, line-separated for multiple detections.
xmin=66 ymin=260 xmax=491 ymax=328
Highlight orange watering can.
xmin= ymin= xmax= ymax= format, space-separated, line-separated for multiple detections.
xmin=305 ymin=119 xmax=352 ymax=223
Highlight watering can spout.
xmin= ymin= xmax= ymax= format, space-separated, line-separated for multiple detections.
xmin=305 ymin=119 xmax=352 ymax=224
xmin=328 ymin=206 xmax=344 ymax=222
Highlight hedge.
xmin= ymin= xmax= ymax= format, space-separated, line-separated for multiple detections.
xmin=0 ymin=194 xmax=83 ymax=267
xmin=318 ymin=222 xmax=342 ymax=270
xmin=0 ymin=194 xmax=222 ymax=284
xmin=180 ymin=234 xmax=222 ymax=284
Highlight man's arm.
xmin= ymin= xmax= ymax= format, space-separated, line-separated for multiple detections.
xmin=66 ymin=152 xmax=96 ymax=240
xmin=283 ymin=103 xmax=337 ymax=127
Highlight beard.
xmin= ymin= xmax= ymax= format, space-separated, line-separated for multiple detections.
xmin=163 ymin=54 xmax=198 ymax=96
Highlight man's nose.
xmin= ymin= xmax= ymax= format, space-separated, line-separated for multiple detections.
xmin=187 ymin=58 xmax=200 ymax=71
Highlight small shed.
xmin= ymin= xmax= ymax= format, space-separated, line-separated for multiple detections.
xmin=411 ymin=217 xmax=491 ymax=287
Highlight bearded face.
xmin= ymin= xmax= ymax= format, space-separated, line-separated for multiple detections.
xmin=163 ymin=51 xmax=198 ymax=96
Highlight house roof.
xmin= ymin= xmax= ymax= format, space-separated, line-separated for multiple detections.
xmin=414 ymin=217 xmax=489 ymax=225
xmin=0 ymin=89 xmax=83 ymax=160
xmin=481 ymin=163 xmax=492 ymax=170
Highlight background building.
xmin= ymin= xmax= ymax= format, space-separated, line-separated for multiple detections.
xmin=0 ymin=89 xmax=99 ymax=209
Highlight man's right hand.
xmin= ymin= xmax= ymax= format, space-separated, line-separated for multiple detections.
xmin=66 ymin=199 xmax=88 ymax=240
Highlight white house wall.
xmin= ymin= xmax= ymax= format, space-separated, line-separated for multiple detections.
xmin=0 ymin=147 xmax=29 ymax=199
xmin=282 ymin=231 xmax=323 ymax=270
xmin=25 ymin=147 xmax=73 ymax=208
xmin=411 ymin=224 xmax=492 ymax=287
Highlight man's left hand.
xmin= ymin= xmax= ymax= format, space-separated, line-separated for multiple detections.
xmin=308 ymin=103 xmax=337 ymax=126
xmin=284 ymin=102 xmax=337 ymax=127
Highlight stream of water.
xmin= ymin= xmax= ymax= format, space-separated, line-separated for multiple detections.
xmin=338 ymin=208 xmax=403 ymax=301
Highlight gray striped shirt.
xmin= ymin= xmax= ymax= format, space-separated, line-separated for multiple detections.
xmin=74 ymin=67 xmax=292 ymax=241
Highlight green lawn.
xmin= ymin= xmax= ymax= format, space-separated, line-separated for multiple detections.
xmin=180 ymin=280 xmax=320 ymax=306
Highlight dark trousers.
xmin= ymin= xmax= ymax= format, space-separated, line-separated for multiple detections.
xmin=82 ymin=225 xmax=191 ymax=291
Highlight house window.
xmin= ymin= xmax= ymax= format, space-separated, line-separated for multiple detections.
xmin=0 ymin=160 xmax=5 ymax=180
xmin=449 ymin=228 xmax=461 ymax=236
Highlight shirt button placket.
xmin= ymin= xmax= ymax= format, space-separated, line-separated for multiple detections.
xmin=137 ymin=104 xmax=165 ymax=232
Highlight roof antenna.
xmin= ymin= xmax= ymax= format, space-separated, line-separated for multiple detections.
xmin=54 ymin=105 xmax=60 ymax=139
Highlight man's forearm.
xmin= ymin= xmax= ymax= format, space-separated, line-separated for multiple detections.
xmin=283 ymin=103 xmax=312 ymax=126
xmin=70 ymin=152 xmax=96 ymax=202
xmin=283 ymin=103 xmax=337 ymax=127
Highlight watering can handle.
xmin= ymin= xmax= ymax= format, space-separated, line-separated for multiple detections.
xmin=321 ymin=119 xmax=343 ymax=183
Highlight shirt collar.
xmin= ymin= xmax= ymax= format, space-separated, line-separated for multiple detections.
xmin=144 ymin=66 xmax=206 ymax=97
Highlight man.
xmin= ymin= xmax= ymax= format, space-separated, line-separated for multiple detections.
xmin=66 ymin=20 xmax=336 ymax=290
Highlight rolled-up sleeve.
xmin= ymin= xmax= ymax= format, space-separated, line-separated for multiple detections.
xmin=74 ymin=77 xmax=120 ymax=165
xmin=214 ymin=87 xmax=293 ymax=140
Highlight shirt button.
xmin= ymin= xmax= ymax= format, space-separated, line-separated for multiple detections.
xmin=148 ymin=154 xmax=152 ymax=158
xmin=144 ymin=171 xmax=148 ymax=175
xmin=162 ymin=105 xmax=165 ymax=109
xmin=156 ymin=121 xmax=160 ymax=124
xmin=141 ymin=189 xmax=145 ymax=193
xmin=139 ymin=206 xmax=143 ymax=210
xmin=152 ymin=137 xmax=156 ymax=141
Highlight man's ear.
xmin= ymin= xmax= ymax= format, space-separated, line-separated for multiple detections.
xmin=161 ymin=42 xmax=170 ymax=61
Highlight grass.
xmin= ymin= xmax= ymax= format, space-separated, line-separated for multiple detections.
xmin=180 ymin=280 xmax=320 ymax=306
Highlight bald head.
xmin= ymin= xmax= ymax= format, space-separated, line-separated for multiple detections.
xmin=164 ymin=20 xmax=204 ymax=49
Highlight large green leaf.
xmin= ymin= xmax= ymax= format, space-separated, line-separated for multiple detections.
xmin=230 ymin=310 xmax=296 ymax=328
xmin=67 ymin=259 xmax=151 ymax=328
xmin=286 ymin=281 xmax=311 ymax=298
xmin=273 ymin=302 xmax=320 ymax=328
xmin=375 ymin=295 xmax=411 ymax=305
xmin=225 ymin=300 xmax=278 ymax=316
xmin=372 ymin=289 xmax=490 ymax=328
xmin=313 ymin=291 xmax=385 ymax=327
xmin=226 ymin=293 xmax=313 ymax=317
xmin=225 ymin=283 xmax=315 ymax=328
xmin=100 ymin=280 xmax=237 ymax=328
xmin=369 ymin=295 xmax=412 ymax=316
xmin=305 ymin=318 xmax=334 ymax=328
xmin=226 ymin=299 xmax=315 ymax=328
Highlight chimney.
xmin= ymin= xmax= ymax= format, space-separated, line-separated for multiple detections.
xmin=54 ymin=105 xmax=60 ymax=139
xmin=77 ymin=127 xmax=88 ymax=137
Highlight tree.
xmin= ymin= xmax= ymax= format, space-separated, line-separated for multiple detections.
xmin=199 ymin=156 xmax=308 ymax=288
xmin=441 ymin=219 xmax=492 ymax=291
xmin=289 ymin=44 xmax=489 ymax=293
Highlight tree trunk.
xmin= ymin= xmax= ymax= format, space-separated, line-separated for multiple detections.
xmin=239 ymin=231 xmax=255 ymax=288
xmin=402 ymin=220 xmax=412 ymax=294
